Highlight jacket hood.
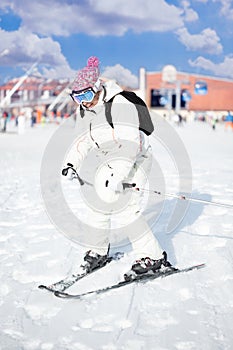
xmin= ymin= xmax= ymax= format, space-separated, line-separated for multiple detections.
xmin=101 ymin=79 xmax=123 ymax=102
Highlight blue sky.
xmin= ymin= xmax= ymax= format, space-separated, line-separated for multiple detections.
xmin=0 ymin=0 xmax=233 ymax=87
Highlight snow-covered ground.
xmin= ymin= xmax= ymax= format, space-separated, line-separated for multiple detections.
xmin=0 ymin=116 xmax=233 ymax=350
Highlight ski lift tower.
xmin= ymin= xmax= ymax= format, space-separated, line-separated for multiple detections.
xmin=0 ymin=62 xmax=38 ymax=109
xmin=47 ymin=82 xmax=72 ymax=113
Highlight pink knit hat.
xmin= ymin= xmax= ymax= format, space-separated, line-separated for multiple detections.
xmin=72 ymin=56 xmax=100 ymax=91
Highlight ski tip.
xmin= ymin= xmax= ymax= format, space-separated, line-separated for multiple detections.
xmin=196 ymin=263 xmax=206 ymax=269
xmin=183 ymin=263 xmax=206 ymax=272
xmin=38 ymin=285 xmax=46 ymax=289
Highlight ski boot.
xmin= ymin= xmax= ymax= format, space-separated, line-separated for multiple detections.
xmin=124 ymin=251 xmax=176 ymax=281
xmin=81 ymin=249 xmax=110 ymax=273
xmin=160 ymin=251 xmax=173 ymax=268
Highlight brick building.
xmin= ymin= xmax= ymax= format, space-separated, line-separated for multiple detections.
xmin=135 ymin=67 xmax=233 ymax=116
xmin=0 ymin=76 xmax=71 ymax=113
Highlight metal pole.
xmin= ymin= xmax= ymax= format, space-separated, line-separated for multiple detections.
xmin=133 ymin=186 xmax=233 ymax=209
xmin=0 ymin=62 xmax=38 ymax=108
xmin=175 ymin=80 xmax=181 ymax=114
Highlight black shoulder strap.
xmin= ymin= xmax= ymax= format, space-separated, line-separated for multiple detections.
xmin=80 ymin=105 xmax=85 ymax=118
xmin=105 ymin=95 xmax=115 ymax=129
xmin=105 ymin=91 xmax=154 ymax=136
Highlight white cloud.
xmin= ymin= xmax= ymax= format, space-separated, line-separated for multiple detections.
xmin=0 ymin=23 xmax=139 ymax=85
xmin=13 ymin=1 xmax=86 ymax=37
xmin=0 ymin=0 xmax=185 ymax=37
xmin=184 ymin=7 xmax=199 ymax=21
xmin=189 ymin=55 xmax=233 ymax=78
xmin=101 ymin=64 xmax=138 ymax=88
xmin=91 ymin=0 xmax=184 ymax=33
xmin=0 ymin=27 xmax=75 ymax=79
xmin=0 ymin=0 xmax=12 ymax=8
xmin=213 ymin=0 xmax=233 ymax=19
xmin=0 ymin=0 xmax=228 ymax=82
xmin=41 ymin=65 xmax=75 ymax=80
xmin=176 ymin=27 xmax=223 ymax=54
xmin=181 ymin=1 xmax=199 ymax=22
xmin=0 ymin=0 xmax=187 ymax=81
xmin=0 ymin=0 xmax=199 ymax=82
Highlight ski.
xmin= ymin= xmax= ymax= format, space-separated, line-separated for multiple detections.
xmin=54 ymin=263 xmax=205 ymax=299
xmin=38 ymin=251 xmax=124 ymax=294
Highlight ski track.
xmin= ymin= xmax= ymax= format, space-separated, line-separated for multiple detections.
xmin=0 ymin=120 xmax=233 ymax=349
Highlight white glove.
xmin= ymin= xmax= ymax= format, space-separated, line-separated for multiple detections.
xmin=62 ymin=163 xmax=76 ymax=180
xmin=106 ymin=173 xmax=124 ymax=193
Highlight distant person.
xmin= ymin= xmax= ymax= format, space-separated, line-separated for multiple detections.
xmin=2 ymin=111 xmax=10 ymax=132
xmin=31 ymin=109 xmax=37 ymax=127
xmin=178 ymin=114 xmax=183 ymax=126
xmin=225 ymin=111 xmax=233 ymax=131
xmin=173 ymin=113 xmax=179 ymax=125
xmin=211 ymin=118 xmax=217 ymax=131
xmin=18 ymin=111 xmax=26 ymax=135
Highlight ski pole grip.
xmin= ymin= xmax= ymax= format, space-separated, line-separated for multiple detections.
xmin=62 ymin=168 xmax=69 ymax=176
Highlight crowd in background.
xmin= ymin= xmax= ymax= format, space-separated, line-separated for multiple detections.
xmin=0 ymin=107 xmax=233 ymax=134
xmin=162 ymin=110 xmax=233 ymax=130
xmin=0 ymin=108 xmax=73 ymax=134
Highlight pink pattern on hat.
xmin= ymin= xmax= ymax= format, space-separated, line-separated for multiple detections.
xmin=72 ymin=56 xmax=100 ymax=91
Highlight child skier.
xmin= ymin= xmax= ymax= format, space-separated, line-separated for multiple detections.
xmin=64 ymin=56 xmax=173 ymax=279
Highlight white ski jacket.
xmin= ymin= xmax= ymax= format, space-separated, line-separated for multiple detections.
xmin=66 ymin=80 xmax=150 ymax=189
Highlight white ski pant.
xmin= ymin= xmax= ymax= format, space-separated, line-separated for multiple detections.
xmin=84 ymin=147 xmax=163 ymax=260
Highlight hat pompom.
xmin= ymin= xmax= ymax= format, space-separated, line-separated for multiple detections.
xmin=87 ymin=56 xmax=99 ymax=68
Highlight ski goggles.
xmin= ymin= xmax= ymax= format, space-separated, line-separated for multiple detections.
xmin=70 ymin=88 xmax=95 ymax=105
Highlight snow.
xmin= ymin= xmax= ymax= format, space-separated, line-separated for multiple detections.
xmin=0 ymin=117 xmax=233 ymax=350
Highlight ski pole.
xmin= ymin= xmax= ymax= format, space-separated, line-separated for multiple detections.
xmin=124 ymin=183 xmax=233 ymax=210
xmin=62 ymin=165 xmax=135 ymax=188
xmin=61 ymin=169 xmax=233 ymax=210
